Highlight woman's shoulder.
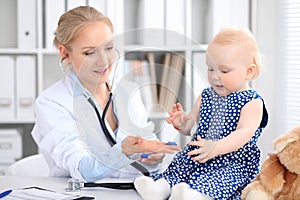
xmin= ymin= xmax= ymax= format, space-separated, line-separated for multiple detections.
xmin=37 ymin=79 xmax=68 ymax=100
xmin=35 ymin=78 xmax=75 ymax=111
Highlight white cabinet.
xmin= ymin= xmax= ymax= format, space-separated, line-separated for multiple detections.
xmin=0 ymin=0 xmax=251 ymax=151
xmin=0 ymin=129 xmax=22 ymax=175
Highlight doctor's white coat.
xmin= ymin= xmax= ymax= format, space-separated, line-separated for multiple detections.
xmin=31 ymin=72 xmax=159 ymax=181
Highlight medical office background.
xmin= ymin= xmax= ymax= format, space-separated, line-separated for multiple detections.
xmin=0 ymin=0 xmax=298 ymax=175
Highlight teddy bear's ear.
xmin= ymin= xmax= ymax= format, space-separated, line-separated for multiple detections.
xmin=274 ymin=137 xmax=296 ymax=153
xmin=273 ymin=126 xmax=300 ymax=153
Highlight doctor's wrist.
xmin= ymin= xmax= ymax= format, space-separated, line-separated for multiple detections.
xmin=121 ymin=142 xmax=134 ymax=156
xmin=121 ymin=136 xmax=142 ymax=156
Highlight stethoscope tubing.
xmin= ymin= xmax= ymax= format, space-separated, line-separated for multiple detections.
xmin=60 ymin=48 xmax=150 ymax=190
xmin=84 ymin=182 xmax=135 ymax=190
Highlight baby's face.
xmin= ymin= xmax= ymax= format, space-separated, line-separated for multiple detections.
xmin=206 ymin=43 xmax=252 ymax=96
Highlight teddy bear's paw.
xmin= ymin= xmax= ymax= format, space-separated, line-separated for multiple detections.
xmin=134 ymin=176 xmax=170 ymax=200
xmin=245 ymin=190 xmax=273 ymax=200
xmin=169 ymin=182 xmax=213 ymax=200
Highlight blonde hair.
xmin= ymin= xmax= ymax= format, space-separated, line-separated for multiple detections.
xmin=53 ymin=6 xmax=113 ymax=50
xmin=209 ymin=27 xmax=262 ymax=79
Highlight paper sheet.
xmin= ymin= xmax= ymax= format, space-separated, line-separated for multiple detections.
xmin=2 ymin=187 xmax=90 ymax=200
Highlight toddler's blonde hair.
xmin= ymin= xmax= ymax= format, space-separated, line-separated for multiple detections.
xmin=209 ymin=27 xmax=262 ymax=79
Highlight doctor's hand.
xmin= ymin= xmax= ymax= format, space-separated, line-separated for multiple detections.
xmin=121 ymin=136 xmax=180 ymax=157
xmin=139 ymin=153 xmax=165 ymax=165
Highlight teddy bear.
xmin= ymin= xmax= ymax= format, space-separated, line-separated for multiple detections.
xmin=241 ymin=126 xmax=300 ymax=200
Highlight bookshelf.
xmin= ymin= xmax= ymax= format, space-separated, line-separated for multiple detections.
xmin=121 ymin=0 xmax=250 ymax=144
xmin=0 ymin=0 xmax=251 ymax=170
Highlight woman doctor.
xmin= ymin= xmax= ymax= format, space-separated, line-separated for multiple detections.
xmin=31 ymin=6 xmax=179 ymax=182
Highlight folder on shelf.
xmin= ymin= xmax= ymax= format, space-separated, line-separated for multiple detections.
xmin=138 ymin=0 xmax=164 ymax=45
xmin=66 ymin=0 xmax=87 ymax=11
xmin=146 ymin=53 xmax=158 ymax=106
xmin=166 ymin=0 xmax=185 ymax=45
xmin=88 ymin=0 xmax=107 ymax=14
xmin=124 ymin=60 xmax=154 ymax=113
xmin=44 ymin=0 xmax=65 ymax=49
xmin=0 ymin=56 xmax=15 ymax=120
xmin=158 ymin=53 xmax=171 ymax=108
xmin=161 ymin=53 xmax=185 ymax=111
xmin=192 ymin=52 xmax=208 ymax=100
xmin=17 ymin=0 xmax=36 ymax=49
xmin=15 ymin=56 xmax=36 ymax=119
xmin=206 ymin=0 xmax=249 ymax=41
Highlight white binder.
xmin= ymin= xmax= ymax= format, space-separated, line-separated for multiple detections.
xmin=17 ymin=0 xmax=36 ymax=49
xmin=138 ymin=0 xmax=164 ymax=45
xmin=206 ymin=0 xmax=249 ymax=41
xmin=123 ymin=60 xmax=154 ymax=113
xmin=45 ymin=0 xmax=65 ymax=49
xmin=192 ymin=52 xmax=208 ymax=101
xmin=166 ymin=0 xmax=185 ymax=45
xmin=15 ymin=56 xmax=36 ymax=119
xmin=66 ymin=0 xmax=87 ymax=11
xmin=88 ymin=0 xmax=106 ymax=14
xmin=0 ymin=56 xmax=15 ymax=120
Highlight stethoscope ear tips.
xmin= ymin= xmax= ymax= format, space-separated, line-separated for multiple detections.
xmin=60 ymin=55 xmax=70 ymax=69
xmin=60 ymin=56 xmax=68 ymax=64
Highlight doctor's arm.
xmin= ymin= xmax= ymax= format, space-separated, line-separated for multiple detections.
xmin=32 ymin=95 xmax=143 ymax=182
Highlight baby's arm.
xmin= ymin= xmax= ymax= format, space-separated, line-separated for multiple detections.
xmin=167 ymin=95 xmax=201 ymax=135
xmin=188 ymin=98 xmax=263 ymax=163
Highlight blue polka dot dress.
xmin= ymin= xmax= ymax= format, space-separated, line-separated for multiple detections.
xmin=152 ymin=87 xmax=268 ymax=199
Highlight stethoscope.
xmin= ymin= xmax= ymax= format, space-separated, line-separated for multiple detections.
xmin=60 ymin=48 xmax=149 ymax=191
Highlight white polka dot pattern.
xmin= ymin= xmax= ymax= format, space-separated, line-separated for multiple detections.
xmin=152 ymin=87 xmax=268 ymax=200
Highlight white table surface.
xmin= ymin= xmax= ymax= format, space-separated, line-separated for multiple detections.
xmin=0 ymin=176 xmax=142 ymax=200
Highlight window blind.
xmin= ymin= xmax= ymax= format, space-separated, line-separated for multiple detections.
xmin=279 ymin=0 xmax=300 ymax=130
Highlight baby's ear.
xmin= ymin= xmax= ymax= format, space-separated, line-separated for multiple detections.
xmin=246 ymin=64 xmax=257 ymax=80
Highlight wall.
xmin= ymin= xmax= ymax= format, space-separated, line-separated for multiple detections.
xmin=252 ymin=0 xmax=279 ymax=160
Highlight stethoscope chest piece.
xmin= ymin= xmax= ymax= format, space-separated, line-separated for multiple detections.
xmin=66 ymin=178 xmax=84 ymax=192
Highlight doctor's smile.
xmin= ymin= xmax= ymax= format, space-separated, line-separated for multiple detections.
xmin=94 ymin=68 xmax=108 ymax=75
xmin=31 ymin=6 xmax=180 ymax=193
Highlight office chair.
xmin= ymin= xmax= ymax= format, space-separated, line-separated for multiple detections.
xmin=7 ymin=154 xmax=49 ymax=177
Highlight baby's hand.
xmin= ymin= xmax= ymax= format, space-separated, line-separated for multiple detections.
xmin=187 ymin=136 xmax=219 ymax=163
xmin=166 ymin=103 xmax=187 ymax=130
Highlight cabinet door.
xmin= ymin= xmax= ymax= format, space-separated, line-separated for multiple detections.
xmin=0 ymin=56 xmax=15 ymax=119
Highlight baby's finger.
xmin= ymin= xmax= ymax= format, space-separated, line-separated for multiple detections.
xmin=177 ymin=103 xmax=183 ymax=111
xmin=192 ymin=154 xmax=208 ymax=163
xmin=166 ymin=117 xmax=172 ymax=124
xmin=187 ymin=148 xmax=202 ymax=157
xmin=189 ymin=140 xmax=205 ymax=147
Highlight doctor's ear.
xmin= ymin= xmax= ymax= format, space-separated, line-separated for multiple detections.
xmin=58 ymin=45 xmax=70 ymax=62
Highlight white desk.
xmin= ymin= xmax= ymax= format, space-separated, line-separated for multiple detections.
xmin=0 ymin=176 xmax=142 ymax=200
